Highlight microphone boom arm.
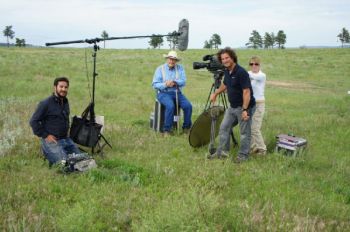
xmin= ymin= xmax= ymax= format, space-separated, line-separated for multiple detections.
xmin=46 ymin=32 xmax=181 ymax=46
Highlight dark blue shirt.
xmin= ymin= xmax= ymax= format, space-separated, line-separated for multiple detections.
xmin=30 ymin=94 xmax=70 ymax=139
xmin=223 ymin=64 xmax=255 ymax=108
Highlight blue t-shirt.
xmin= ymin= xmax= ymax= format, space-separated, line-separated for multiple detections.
xmin=223 ymin=64 xmax=255 ymax=108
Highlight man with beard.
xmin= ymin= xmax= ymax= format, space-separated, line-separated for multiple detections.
xmin=209 ymin=47 xmax=256 ymax=163
xmin=30 ymin=77 xmax=81 ymax=166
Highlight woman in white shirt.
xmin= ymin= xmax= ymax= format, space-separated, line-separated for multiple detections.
xmin=248 ymin=56 xmax=267 ymax=155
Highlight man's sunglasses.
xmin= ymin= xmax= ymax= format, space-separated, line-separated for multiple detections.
xmin=249 ymin=63 xmax=260 ymax=66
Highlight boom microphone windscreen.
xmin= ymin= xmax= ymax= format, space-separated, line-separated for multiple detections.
xmin=177 ymin=19 xmax=189 ymax=51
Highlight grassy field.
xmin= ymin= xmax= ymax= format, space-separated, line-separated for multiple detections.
xmin=0 ymin=47 xmax=349 ymax=231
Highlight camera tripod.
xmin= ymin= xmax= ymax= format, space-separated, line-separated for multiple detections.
xmin=205 ymin=72 xmax=237 ymax=155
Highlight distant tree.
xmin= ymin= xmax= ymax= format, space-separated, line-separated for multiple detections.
xmin=275 ymin=30 xmax=287 ymax=49
xmin=15 ymin=38 xmax=25 ymax=47
xmin=203 ymin=40 xmax=212 ymax=49
xmin=149 ymin=34 xmax=163 ymax=49
xmin=101 ymin=30 xmax=109 ymax=48
xmin=270 ymin=32 xmax=276 ymax=48
xmin=337 ymin=27 xmax=350 ymax=48
xmin=3 ymin=25 xmax=15 ymax=47
xmin=15 ymin=38 xmax=21 ymax=47
xmin=246 ymin=30 xmax=262 ymax=49
xmin=263 ymin=32 xmax=274 ymax=49
xmin=166 ymin=31 xmax=178 ymax=49
xmin=210 ymin=33 xmax=222 ymax=49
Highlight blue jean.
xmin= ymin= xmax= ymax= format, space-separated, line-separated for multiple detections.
xmin=157 ymin=91 xmax=192 ymax=132
xmin=41 ymin=137 xmax=81 ymax=165
xmin=216 ymin=105 xmax=256 ymax=159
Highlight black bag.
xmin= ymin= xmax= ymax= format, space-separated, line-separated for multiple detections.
xmin=70 ymin=104 xmax=103 ymax=147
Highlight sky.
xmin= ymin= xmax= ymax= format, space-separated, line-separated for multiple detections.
xmin=1 ymin=0 xmax=349 ymax=49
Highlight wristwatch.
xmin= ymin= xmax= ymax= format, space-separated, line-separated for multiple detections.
xmin=242 ymin=108 xmax=248 ymax=112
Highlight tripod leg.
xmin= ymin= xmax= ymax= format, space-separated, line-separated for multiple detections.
xmin=208 ymin=117 xmax=217 ymax=155
xmin=204 ymin=84 xmax=216 ymax=110
xmin=99 ymin=133 xmax=112 ymax=148
xmin=91 ymin=133 xmax=112 ymax=156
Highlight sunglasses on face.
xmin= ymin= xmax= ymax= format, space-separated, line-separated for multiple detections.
xmin=249 ymin=63 xmax=260 ymax=66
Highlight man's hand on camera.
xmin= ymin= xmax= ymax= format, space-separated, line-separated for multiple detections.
xmin=45 ymin=134 xmax=57 ymax=143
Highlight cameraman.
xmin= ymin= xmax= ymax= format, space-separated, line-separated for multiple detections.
xmin=209 ymin=47 xmax=256 ymax=163
xmin=152 ymin=51 xmax=192 ymax=136
xmin=30 ymin=77 xmax=81 ymax=166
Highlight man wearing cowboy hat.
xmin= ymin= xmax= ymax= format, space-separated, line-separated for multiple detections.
xmin=152 ymin=50 xmax=192 ymax=135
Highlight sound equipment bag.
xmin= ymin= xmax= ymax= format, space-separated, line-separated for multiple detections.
xmin=61 ymin=153 xmax=97 ymax=173
xmin=70 ymin=104 xmax=102 ymax=147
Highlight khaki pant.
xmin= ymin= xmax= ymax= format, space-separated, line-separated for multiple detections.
xmin=250 ymin=102 xmax=266 ymax=152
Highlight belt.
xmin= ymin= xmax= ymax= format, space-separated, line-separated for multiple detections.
xmin=159 ymin=88 xmax=178 ymax=93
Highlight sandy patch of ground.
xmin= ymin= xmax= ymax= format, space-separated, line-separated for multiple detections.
xmin=268 ymin=80 xmax=318 ymax=89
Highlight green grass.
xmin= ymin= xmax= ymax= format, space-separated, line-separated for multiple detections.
xmin=0 ymin=47 xmax=349 ymax=231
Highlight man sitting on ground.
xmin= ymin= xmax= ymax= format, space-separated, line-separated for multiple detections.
xmin=30 ymin=77 xmax=81 ymax=166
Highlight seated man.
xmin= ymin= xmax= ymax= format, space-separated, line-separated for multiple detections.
xmin=30 ymin=77 xmax=81 ymax=166
xmin=152 ymin=51 xmax=192 ymax=135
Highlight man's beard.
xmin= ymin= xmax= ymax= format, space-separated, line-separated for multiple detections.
xmin=55 ymin=90 xmax=67 ymax=98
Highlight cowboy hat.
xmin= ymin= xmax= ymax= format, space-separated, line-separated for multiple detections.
xmin=163 ymin=50 xmax=181 ymax=61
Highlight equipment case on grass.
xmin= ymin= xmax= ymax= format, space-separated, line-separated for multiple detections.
xmin=150 ymin=99 xmax=180 ymax=132
xmin=275 ymin=134 xmax=307 ymax=156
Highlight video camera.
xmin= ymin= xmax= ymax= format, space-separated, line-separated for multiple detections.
xmin=193 ymin=54 xmax=225 ymax=75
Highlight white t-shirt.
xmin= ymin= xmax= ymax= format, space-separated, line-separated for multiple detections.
xmin=248 ymin=70 xmax=266 ymax=101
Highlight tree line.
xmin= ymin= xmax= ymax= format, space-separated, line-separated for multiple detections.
xmin=147 ymin=31 xmax=179 ymax=49
xmin=3 ymin=25 xmax=350 ymax=49
xmin=245 ymin=30 xmax=287 ymax=49
xmin=147 ymin=28 xmax=350 ymax=50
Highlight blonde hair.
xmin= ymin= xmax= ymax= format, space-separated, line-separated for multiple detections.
xmin=249 ymin=56 xmax=261 ymax=65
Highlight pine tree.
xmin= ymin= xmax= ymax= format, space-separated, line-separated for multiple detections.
xmin=210 ymin=34 xmax=222 ymax=49
xmin=3 ymin=25 xmax=15 ymax=48
xmin=149 ymin=35 xmax=163 ymax=49
xmin=276 ymin=30 xmax=287 ymax=49
xmin=337 ymin=27 xmax=350 ymax=48
xmin=247 ymin=30 xmax=263 ymax=49
xmin=101 ymin=30 xmax=109 ymax=49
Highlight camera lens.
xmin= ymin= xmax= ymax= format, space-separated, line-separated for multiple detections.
xmin=193 ymin=62 xmax=208 ymax=69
